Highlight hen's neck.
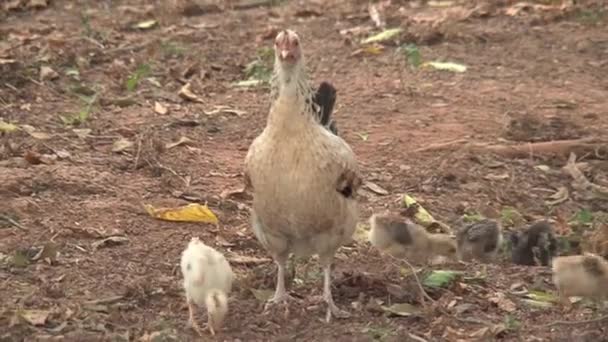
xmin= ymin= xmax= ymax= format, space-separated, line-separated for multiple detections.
xmin=267 ymin=59 xmax=316 ymax=132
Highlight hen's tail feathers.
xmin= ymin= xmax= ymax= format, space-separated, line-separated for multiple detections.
xmin=313 ymin=81 xmax=339 ymax=135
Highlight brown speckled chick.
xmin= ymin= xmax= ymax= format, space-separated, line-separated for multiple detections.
xmin=456 ymin=219 xmax=502 ymax=262
xmin=368 ymin=214 xmax=457 ymax=264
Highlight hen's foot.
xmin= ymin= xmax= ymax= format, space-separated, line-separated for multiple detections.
xmin=324 ymin=295 xmax=351 ymax=323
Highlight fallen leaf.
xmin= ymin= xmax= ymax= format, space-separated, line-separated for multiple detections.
xmin=27 ymin=0 xmax=48 ymax=8
xmin=535 ymin=165 xmax=551 ymax=172
xmin=92 ymin=236 xmax=129 ymax=249
xmin=356 ymin=132 xmax=369 ymax=141
xmin=368 ymin=4 xmax=385 ymax=28
xmin=0 ymin=120 xmax=19 ymax=132
xmin=220 ymin=186 xmax=247 ymax=199
xmin=178 ymin=83 xmax=204 ymax=103
xmin=232 ymin=79 xmax=264 ymax=87
xmin=422 ymin=61 xmax=467 ymax=73
xmin=381 ymin=303 xmax=422 ymax=317
xmin=521 ymin=299 xmax=552 ymax=309
xmin=10 ymin=250 xmax=30 ymax=268
xmin=361 ymin=28 xmax=402 ymax=44
xmin=0 ymin=58 xmax=17 ymax=65
xmin=21 ymin=124 xmax=52 ymax=140
xmin=165 ymin=136 xmax=195 ymax=149
xmin=204 ymin=105 xmax=247 ymax=117
xmin=227 ymin=255 xmax=271 ymax=265
xmin=112 ymin=138 xmax=134 ymax=153
xmin=40 ymin=66 xmax=59 ymax=81
xmin=545 ymin=186 xmax=569 ymax=206
xmin=423 ymin=270 xmax=461 ymax=288
xmin=525 ymin=290 xmax=557 ymax=303
xmin=403 ymin=194 xmax=436 ymax=227
xmin=143 ymin=203 xmax=218 ymax=224
xmin=484 ymin=173 xmax=509 ymax=181
xmin=133 ymin=20 xmax=158 ymax=30
xmin=429 ymin=0 xmax=454 ymax=6
xmin=488 ymin=292 xmax=516 ymax=312
xmin=364 ymin=181 xmax=389 ymax=195
xmin=250 ymin=288 xmax=274 ymax=302
xmin=20 ymin=310 xmax=50 ymax=326
xmin=72 ymin=128 xmax=92 ymax=139
xmin=154 ymin=102 xmax=168 ymax=115
xmin=24 ymin=150 xmax=43 ymax=164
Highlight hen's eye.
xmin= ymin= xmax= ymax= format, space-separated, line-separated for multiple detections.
xmin=294 ymin=40 xmax=299 ymax=46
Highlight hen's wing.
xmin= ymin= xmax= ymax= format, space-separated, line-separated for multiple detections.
xmin=464 ymin=220 xmax=499 ymax=242
xmin=332 ymin=139 xmax=361 ymax=199
xmin=312 ymin=81 xmax=338 ymax=135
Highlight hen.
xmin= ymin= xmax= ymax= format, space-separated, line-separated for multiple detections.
xmin=180 ymin=237 xmax=234 ymax=336
xmin=245 ymin=29 xmax=361 ymax=322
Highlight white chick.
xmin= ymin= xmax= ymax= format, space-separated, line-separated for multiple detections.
xmin=180 ymin=237 xmax=234 ymax=336
xmin=552 ymin=253 xmax=608 ymax=309
xmin=368 ymin=214 xmax=457 ymax=264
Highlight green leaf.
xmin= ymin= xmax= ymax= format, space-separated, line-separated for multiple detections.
xmin=361 ymin=28 xmax=402 ymax=44
xmin=422 ymin=61 xmax=467 ymax=73
xmin=423 ymin=270 xmax=461 ymax=288
xmin=500 ymin=206 xmax=523 ymax=227
xmin=521 ymin=299 xmax=553 ymax=309
xmin=572 ymin=209 xmax=593 ymax=225
xmin=398 ymin=44 xmax=422 ymax=68
xmin=462 ymin=212 xmax=485 ymax=223
xmin=126 ymin=64 xmax=151 ymax=92
xmin=525 ymin=290 xmax=557 ymax=303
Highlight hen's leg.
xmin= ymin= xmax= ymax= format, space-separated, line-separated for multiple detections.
xmin=264 ymin=253 xmax=292 ymax=314
xmin=321 ymin=262 xmax=350 ymax=323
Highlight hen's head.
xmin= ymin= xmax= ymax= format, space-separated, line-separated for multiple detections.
xmin=274 ymin=29 xmax=302 ymax=68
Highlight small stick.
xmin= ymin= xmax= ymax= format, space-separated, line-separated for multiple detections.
xmin=408 ymin=332 xmax=428 ymax=342
xmin=412 ymin=139 xmax=468 ymax=153
xmin=387 ymin=254 xmax=434 ymax=304
xmin=541 ymin=314 xmax=608 ymax=328
xmin=0 ymin=214 xmax=28 ymax=231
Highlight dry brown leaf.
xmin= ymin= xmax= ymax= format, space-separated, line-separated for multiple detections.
xmin=24 ymin=150 xmax=42 ymax=165
xmin=364 ymin=181 xmax=389 ymax=195
xmin=178 ymin=83 xmax=204 ymax=103
xmin=165 ymin=136 xmax=195 ymax=149
xmin=40 ymin=66 xmax=59 ymax=81
xmin=488 ymin=292 xmax=516 ymax=312
xmin=92 ymin=236 xmax=129 ymax=249
xmin=154 ymin=102 xmax=168 ymax=115
xmin=20 ymin=310 xmax=50 ymax=326
xmin=220 ymin=186 xmax=248 ymax=200
xmin=368 ymin=4 xmax=385 ymax=28
xmin=112 ymin=138 xmax=134 ymax=153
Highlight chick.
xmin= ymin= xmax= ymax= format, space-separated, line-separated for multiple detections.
xmin=456 ymin=219 xmax=502 ymax=262
xmin=180 ymin=237 xmax=234 ymax=336
xmin=368 ymin=214 xmax=457 ymax=264
xmin=552 ymin=254 xmax=608 ymax=308
xmin=511 ymin=220 xmax=557 ymax=266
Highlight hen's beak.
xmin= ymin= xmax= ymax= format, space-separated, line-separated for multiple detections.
xmin=280 ymin=49 xmax=291 ymax=59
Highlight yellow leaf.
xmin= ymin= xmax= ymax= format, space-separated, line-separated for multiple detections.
xmin=143 ymin=203 xmax=218 ymax=224
xmin=403 ymin=194 xmax=435 ymax=226
xmin=0 ymin=120 xmax=18 ymax=132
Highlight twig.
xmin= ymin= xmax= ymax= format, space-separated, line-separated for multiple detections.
xmin=562 ymin=152 xmax=608 ymax=200
xmin=0 ymin=214 xmax=28 ymax=231
xmin=84 ymin=295 xmax=124 ymax=305
xmin=408 ymin=332 xmax=428 ymax=342
xmin=387 ymin=254 xmax=434 ymax=305
xmin=541 ymin=314 xmax=608 ymax=328
xmin=468 ymin=138 xmax=606 ymax=159
xmin=132 ymin=134 xmax=143 ymax=170
xmin=412 ymin=139 xmax=468 ymax=153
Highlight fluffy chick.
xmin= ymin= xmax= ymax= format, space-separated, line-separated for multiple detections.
xmin=511 ymin=220 xmax=557 ymax=266
xmin=368 ymin=214 xmax=457 ymax=264
xmin=456 ymin=219 xmax=502 ymax=262
xmin=180 ymin=237 xmax=234 ymax=336
xmin=552 ymin=253 xmax=608 ymax=308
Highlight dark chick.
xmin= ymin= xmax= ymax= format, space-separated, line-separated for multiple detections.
xmin=511 ymin=220 xmax=557 ymax=266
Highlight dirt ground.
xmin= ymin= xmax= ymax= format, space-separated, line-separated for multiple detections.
xmin=1 ymin=0 xmax=608 ymax=341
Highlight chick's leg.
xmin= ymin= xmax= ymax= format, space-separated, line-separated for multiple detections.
xmin=321 ymin=262 xmax=350 ymax=323
xmin=187 ymin=298 xmax=204 ymax=336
